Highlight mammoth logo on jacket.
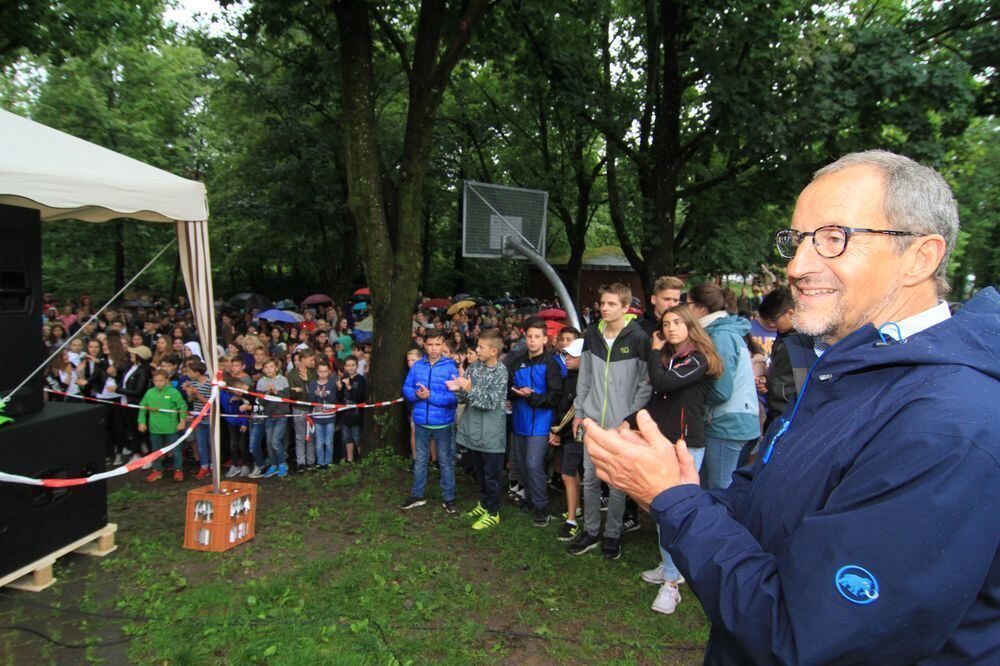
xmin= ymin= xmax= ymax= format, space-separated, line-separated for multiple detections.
xmin=835 ymin=565 xmax=879 ymax=605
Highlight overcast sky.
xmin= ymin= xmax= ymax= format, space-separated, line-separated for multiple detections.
xmin=164 ymin=0 xmax=241 ymax=35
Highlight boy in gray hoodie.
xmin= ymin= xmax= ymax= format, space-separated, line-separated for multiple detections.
xmin=570 ymin=283 xmax=651 ymax=560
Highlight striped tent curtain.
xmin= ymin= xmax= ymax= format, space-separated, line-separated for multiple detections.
xmin=175 ymin=220 xmax=222 ymax=490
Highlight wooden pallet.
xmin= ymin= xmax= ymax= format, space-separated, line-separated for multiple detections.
xmin=0 ymin=523 xmax=118 ymax=592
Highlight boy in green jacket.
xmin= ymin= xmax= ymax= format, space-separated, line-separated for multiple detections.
xmin=139 ymin=369 xmax=189 ymax=482
xmin=449 ymin=329 xmax=508 ymax=531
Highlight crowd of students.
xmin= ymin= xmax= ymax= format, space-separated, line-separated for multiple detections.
xmin=41 ymin=277 xmax=795 ymax=616
xmin=41 ymin=299 xmax=373 ymax=481
xmin=400 ymin=277 xmax=799 ymax=616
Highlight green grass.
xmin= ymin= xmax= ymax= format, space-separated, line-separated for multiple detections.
xmin=4 ymin=450 xmax=708 ymax=664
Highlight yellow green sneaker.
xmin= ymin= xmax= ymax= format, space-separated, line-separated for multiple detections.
xmin=471 ymin=512 xmax=500 ymax=531
xmin=464 ymin=502 xmax=487 ymax=519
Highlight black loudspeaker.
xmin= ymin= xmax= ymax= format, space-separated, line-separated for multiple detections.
xmin=0 ymin=204 xmax=44 ymax=417
xmin=0 ymin=402 xmax=109 ymax=579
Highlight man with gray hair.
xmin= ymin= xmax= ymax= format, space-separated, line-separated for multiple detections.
xmin=585 ymin=151 xmax=999 ymax=664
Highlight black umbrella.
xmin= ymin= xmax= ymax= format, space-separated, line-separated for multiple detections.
xmin=453 ymin=293 xmax=472 ymax=302
xmin=230 ymin=292 xmax=273 ymax=311
xmin=494 ymin=296 xmax=515 ymax=305
xmin=473 ymin=296 xmax=490 ymax=307
xmin=275 ymin=299 xmax=298 ymax=311
xmin=515 ymin=297 xmax=537 ymax=307
xmin=515 ymin=305 xmax=536 ymax=315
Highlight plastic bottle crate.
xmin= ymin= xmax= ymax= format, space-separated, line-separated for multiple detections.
xmin=183 ymin=481 xmax=258 ymax=552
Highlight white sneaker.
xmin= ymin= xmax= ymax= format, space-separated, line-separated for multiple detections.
xmin=129 ymin=453 xmax=142 ymax=464
xmin=225 ymin=465 xmax=239 ymax=478
xmin=641 ymin=567 xmax=666 ymax=585
xmin=651 ymin=582 xmax=682 ymax=615
xmin=240 ymin=465 xmax=250 ymax=477
xmin=248 ymin=466 xmax=263 ymax=479
xmin=121 ymin=448 xmax=132 ymax=456
xmin=113 ymin=454 xmax=124 ymax=466
xmin=141 ymin=460 xmax=153 ymax=470
xmin=641 ymin=568 xmax=685 ymax=585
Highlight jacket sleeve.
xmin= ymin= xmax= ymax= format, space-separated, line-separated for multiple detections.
xmin=402 ymin=365 xmax=419 ymax=404
xmin=765 ymin=338 xmax=794 ymax=417
xmin=705 ymin=331 xmax=738 ymax=405
xmin=647 ymin=352 xmax=710 ymax=394
xmin=172 ymin=390 xmax=188 ymax=422
xmin=652 ymin=427 xmax=1000 ymax=665
xmin=505 ymin=355 xmax=522 ymax=401
xmin=526 ymin=357 xmax=562 ymax=408
xmin=138 ymin=391 xmax=151 ymax=426
xmin=573 ymin=343 xmax=592 ymax=420
xmin=630 ymin=334 xmax=652 ymax=412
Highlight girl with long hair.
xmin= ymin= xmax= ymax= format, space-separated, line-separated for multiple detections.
xmin=631 ymin=304 xmax=722 ymax=615
xmin=44 ymin=350 xmax=80 ymax=400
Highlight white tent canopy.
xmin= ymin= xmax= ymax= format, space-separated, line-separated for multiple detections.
xmin=0 ymin=108 xmax=223 ymax=491
xmin=0 ymin=109 xmax=208 ymax=223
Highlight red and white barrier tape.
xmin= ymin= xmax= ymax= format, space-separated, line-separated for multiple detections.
xmin=44 ymin=389 xmax=190 ymax=414
xmin=0 ymin=385 xmax=217 ymax=487
xmin=221 ymin=384 xmax=404 ymax=412
xmin=44 ymin=386 xmax=403 ymax=418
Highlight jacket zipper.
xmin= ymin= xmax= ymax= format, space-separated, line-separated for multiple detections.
xmin=600 ymin=332 xmax=614 ymax=427
xmin=424 ymin=360 xmax=433 ymax=423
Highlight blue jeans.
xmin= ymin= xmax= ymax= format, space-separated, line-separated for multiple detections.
xmin=193 ymin=422 xmax=211 ymax=469
xmin=702 ymin=435 xmax=745 ymax=490
xmin=659 ymin=447 xmax=705 ymax=580
xmin=513 ymin=434 xmax=549 ymax=511
xmin=412 ymin=424 xmax=455 ymax=502
xmin=151 ymin=432 xmax=183 ymax=471
xmin=248 ymin=421 xmax=266 ymax=468
xmin=265 ymin=418 xmax=288 ymax=467
xmin=314 ymin=420 xmax=335 ymax=466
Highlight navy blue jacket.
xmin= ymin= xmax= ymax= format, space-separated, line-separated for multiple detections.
xmin=505 ymin=349 xmax=563 ymax=437
xmin=402 ymin=355 xmax=459 ymax=427
xmin=652 ymin=288 xmax=1000 ymax=664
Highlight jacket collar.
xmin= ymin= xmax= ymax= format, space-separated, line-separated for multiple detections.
xmin=699 ymin=310 xmax=728 ymax=328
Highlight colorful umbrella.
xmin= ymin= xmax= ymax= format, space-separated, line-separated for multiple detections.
xmin=423 ymin=297 xmax=452 ymax=309
xmin=353 ymin=301 xmax=369 ymax=312
xmin=257 ymin=309 xmax=300 ymax=324
xmin=275 ymin=299 xmax=298 ymax=310
xmin=302 ymin=293 xmax=333 ymax=306
xmin=538 ymin=308 xmax=567 ymax=320
xmin=447 ymin=299 xmax=476 ymax=315
xmin=353 ymin=287 xmax=371 ymax=296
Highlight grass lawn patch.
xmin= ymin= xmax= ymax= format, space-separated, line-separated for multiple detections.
xmin=1 ymin=450 xmax=708 ymax=664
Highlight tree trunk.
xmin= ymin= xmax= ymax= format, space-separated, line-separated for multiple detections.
xmin=333 ymin=0 xmax=488 ymax=453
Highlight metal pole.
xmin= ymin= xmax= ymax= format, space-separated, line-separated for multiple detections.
xmin=503 ymin=235 xmax=581 ymax=331
xmin=465 ymin=183 xmax=581 ymax=331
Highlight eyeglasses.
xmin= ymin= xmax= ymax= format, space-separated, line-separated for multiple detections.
xmin=775 ymin=225 xmax=920 ymax=259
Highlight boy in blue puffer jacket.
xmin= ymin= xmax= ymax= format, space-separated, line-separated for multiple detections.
xmin=400 ymin=330 xmax=461 ymax=513
xmin=505 ymin=318 xmax=563 ymax=527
